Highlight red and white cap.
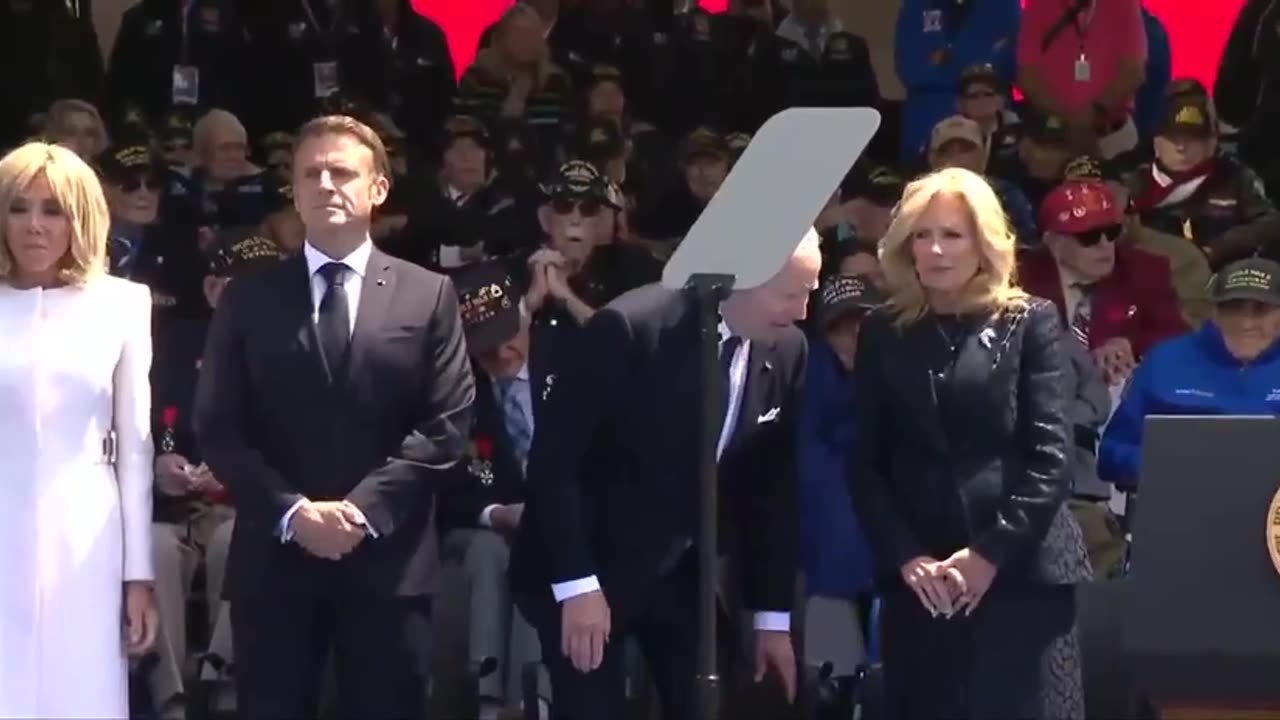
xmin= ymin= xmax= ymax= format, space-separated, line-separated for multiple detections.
xmin=1038 ymin=180 xmax=1123 ymax=234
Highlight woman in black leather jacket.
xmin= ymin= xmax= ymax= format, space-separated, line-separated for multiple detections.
xmin=849 ymin=167 xmax=1092 ymax=719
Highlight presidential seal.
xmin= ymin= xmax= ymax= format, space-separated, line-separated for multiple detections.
xmin=1268 ymin=486 xmax=1280 ymax=578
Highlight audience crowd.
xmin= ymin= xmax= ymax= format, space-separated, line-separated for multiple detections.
xmin=8 ymin=0 xmax=1280 ymax=718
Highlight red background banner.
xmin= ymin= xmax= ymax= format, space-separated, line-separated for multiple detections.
xmin=413 ymin=0 xmax=1242 ymax=92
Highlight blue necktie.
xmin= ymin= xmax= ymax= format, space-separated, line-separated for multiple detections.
xmin=498 ymin=378 xmax=533 ymax=467
xmin=719 ymin=335 xmax=743 ymax=429
xmin=316 ymin=262 xmax=350 ymax=378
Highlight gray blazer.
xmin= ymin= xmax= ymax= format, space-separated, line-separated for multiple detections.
xmin=1062 ymin=337 xmax=1112 ymax=500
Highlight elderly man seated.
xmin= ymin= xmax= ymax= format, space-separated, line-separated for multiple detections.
xmin=1018 ymin=178 xmax=1186 ymax=387
xmin=1127 ymin=90 xmax=1278 ymax=270
xmin=1099 ymin=258 xmax=1280 ymax=490
xmin=439 ymin=262 xmax=551 ymax=720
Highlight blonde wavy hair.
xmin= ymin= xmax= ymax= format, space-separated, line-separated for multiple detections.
xmin=0 ymin=142 xmax=110 ymax=287
xmin=878 ymin=167 xmax=1026 ymax=327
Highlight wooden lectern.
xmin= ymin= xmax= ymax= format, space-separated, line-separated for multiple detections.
xmin=1124 ymin=416 xmax=1280 ymax=719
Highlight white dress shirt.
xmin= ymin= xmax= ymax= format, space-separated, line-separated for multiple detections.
xmin=278 ymin=238 xmax=376 ymax=541
xmin=550 ymin=321 xmax=790 ymax=632
xmin=478 ymin=363 xmax=533 ymax=528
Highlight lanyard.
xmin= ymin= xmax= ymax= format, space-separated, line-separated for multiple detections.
xmin=300 ymin=0 xmax=341 ymax=46
xmin=1070 ymin=0 xmax=1096 ymax=48
xmin=179 ymin=0 xmax=196 ymax=60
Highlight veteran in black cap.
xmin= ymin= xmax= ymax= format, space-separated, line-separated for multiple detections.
xmin=441 ymin=260 xmax=553 ymax=715
xmin=523 ymin=160 xmax=661 ymax=338
xmin=815 ymin=273 xmax=885 ymax=369
xmin=986 ymin=110 xmax=1074 ymax=214
xmin=379 ymin=114 xmax=536 ymax=272
xmin=145 ymin=231 xmax=284 ymax=714
xmin=1127 ymin=92 xmax=1278 ymax=271
xmin=957 ymin=63 xmax=1019 ymax=167
xmin=98 ymin=137 xmax=210 ymax=315
xmin=631 ymin=127 xmax=730 ymax=243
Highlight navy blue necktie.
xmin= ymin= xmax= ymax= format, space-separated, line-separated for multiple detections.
xmin=719 ymin=335 xmax=743 ymax=428
xmin=316 ymin=262 xmax=350 ymax=377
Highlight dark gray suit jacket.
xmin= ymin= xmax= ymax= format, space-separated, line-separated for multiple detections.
xmin=194 ymin=247 xmax=475 ymax=599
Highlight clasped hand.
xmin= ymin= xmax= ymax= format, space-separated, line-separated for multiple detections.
xmin=288 ymin=499 xmax=369 ymax=560
xmin=900 ymin=548 xmax=997 ymax=618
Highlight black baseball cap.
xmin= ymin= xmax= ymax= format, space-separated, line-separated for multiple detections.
xmin=540 ymin=160 xmax=623 ymax=209
xmin=818 ymin=274 xmax=885 ymax=327
xmin=455 ymin=260 xmax=522 ymax=354
xmin=572 ymin=118 xmax=625 ymax=163
xmin=1022 ymin=110 xmax=1070 ymax=147
xmin=1211 ymin=258 xmax=1280 ymax=305
xmin=679 ymin=127 xmax=731 ymax=164
xmin=840 ymin=165 xmax=904 ymax=206
xmin=958 ymin=63 xmax=1004 ymax=95
xmin=97 ymin=141 xmax=165 ymax=183
xmin=1062 ymin=154 xmax=1123 ymax=183
xmin=1159 ymin=95 xmax=1214 ymax=139
xmin=207 ymin=234 xmax=284 ymax=278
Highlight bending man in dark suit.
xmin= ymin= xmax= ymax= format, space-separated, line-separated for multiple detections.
xmin=194 ymin=115 xmax=476 ymax=720
xmin=509 ymin=228 xmax=823 ymax=719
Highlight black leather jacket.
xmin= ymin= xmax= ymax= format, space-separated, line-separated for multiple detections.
xmin=849 ymin=299 xmax=1091 ymax=587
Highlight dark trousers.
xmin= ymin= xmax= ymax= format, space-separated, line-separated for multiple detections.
xmin=231 ymin=592 xmax=432 ymax=720
xmin=534 ymin=555 xmax=736 ymax=720
xmin=879 ymin=581 xmax=1077 ymax=720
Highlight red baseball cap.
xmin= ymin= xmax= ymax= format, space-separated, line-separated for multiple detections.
xmin=1039 ymin=180 xmax=1123 ymax=234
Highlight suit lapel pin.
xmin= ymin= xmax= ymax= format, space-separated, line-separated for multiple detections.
xmin=1126 ymin=305 xmax=1137 ymax=318
xmin=762 ymin=360 xmax=773 ymax=372
xmin=542 ymin=374 xmax=556 ymax=401
xmin=376 ymin=278 xmax=387 ymax=286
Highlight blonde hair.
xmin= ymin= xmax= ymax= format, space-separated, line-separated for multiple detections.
xmin=42 ymin=98 xmax=108 ymax=156
xmin=0 ymin=142 xmax=110 ymax=286
xmin=878 ymin=167 xmax=1026 ymax=327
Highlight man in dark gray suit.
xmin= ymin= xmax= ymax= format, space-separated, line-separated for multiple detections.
xmin=195 ymin=115 xmax=476 ymax=720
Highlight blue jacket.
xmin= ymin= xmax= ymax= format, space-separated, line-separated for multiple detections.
xmin=1133 ymin=8 xmax=1172 ymax=143
xmin=895 ymin=0 xmax=1021 ymax=162
xmin=989 ymin=176 xmax=1038 ymax=248
xmin=1098 ymin=323 xmax=1280 ymax=489
xmin=797 ymin=339 xmax=874 ymax=598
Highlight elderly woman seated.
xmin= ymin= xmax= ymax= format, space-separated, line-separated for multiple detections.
xmin=1098 ymin=258 xmax=1280 ymax=491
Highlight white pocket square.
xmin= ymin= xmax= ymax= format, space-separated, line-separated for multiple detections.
xmin=757 ymin=407 xmax=781 ymax=424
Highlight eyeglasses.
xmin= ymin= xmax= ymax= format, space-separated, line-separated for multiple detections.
xmin=1071 ymin=223 xmax=1124 ymax=247
xmin=551 ymin=197 xmax=602 ymax=217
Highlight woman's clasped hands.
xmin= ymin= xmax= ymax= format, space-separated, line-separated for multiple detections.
xmin=900 ymin=548 xmax=997 ymax=618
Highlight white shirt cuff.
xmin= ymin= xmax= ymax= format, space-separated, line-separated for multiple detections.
xmin=278 ymin=498 xmax=307 ymax=543
xmin=478 ymin=504 xmax=501 ymax=528
xmin=346 ymin=503 xmax=378 ymax=538
xmin=752 ymin=611 xmax=790 ymax=632
xmin=551 ymin=575 xmax=601 ymax=602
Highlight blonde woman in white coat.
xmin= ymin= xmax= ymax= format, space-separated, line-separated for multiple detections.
xmin=0 ymin=141 xmax=158 ymax=718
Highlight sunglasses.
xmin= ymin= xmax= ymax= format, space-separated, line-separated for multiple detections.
xmin=551 ymin=197 xmax=602 ymax=217
xmin=116 ymin=173 xmax=165 ymax=193
xmin=1071 ymin=223 xmax=1124 ymax=247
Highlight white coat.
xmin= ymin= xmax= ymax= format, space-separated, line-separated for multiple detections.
xmin=0 ymin=275 xmax=154 ymax=719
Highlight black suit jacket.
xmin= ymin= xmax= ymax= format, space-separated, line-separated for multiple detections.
xmin=437 ymin=339 xmax=556 ymax=533
xmin=509 ymin=284 xmax=807 ymax=624
xmin=849 ymin=300 xmax=1092 ymax=587
xmin=194 ymin=248 xmax=475 ymax=598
